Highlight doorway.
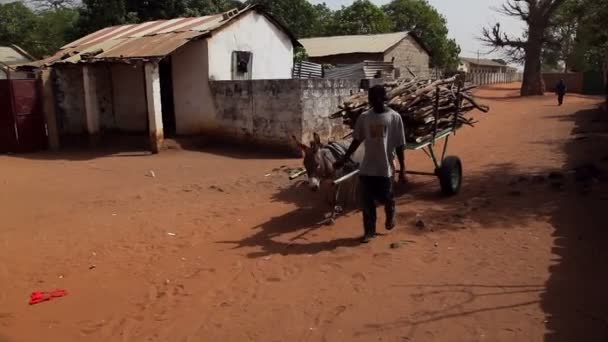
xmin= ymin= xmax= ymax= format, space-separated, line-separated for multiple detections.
xmin=159 ymin=57 xmax=176 ymax=137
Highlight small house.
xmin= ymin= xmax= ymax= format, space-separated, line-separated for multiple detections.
xmin=300 ymin=32 xmax=432 ymax=78
xmin=459 ymin=57 xmax=510 ymax=74
xmin=30 ymin=5 xmax=300 ymax=152
xmin=0 ymin=45 xmax=35 ymax=79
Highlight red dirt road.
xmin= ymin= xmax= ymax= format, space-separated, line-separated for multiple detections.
xmin=1 ymin=84 xmax=608 ymax=341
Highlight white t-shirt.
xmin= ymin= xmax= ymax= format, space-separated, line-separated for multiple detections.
xmin=353 ymin=108 xmax=406 ymax=177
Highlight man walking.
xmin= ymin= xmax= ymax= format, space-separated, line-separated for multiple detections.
xmin=335 ymin=85 xmax=406 ymax=243
xmin=556 ymin=79 xmax=567 ymax=106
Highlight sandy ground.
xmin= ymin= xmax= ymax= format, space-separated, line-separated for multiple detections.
xmin=1 ymin=83 xmax=608 ymax=342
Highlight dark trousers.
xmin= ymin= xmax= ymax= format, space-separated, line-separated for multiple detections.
xmin=359 ymin=176 xmax=395 ymax=236
xmin=558 ymin=93 xmax=565 ymax=105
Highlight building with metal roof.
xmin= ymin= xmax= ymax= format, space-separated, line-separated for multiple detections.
xmin=300 ymin=32 xmax=431 ymax=78
xmin=37 ymin=5 xmax=301 ymax=153
xmin=1 ymin=45 xmax=35 ymax=79
xmin=459 ymin=57 xmax=510 ymax=74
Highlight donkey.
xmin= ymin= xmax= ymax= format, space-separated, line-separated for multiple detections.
xmin=294 ymin=133 xmax=364 ymax=210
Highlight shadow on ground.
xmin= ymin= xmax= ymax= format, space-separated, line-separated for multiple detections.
xmin=542 ymin=106 xmax=608 ymax=342
xmin=222 ymin=103 xmax=608 ymax=341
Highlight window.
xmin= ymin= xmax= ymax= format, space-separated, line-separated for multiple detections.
xmin=231 ymin=51 xmax=252 ymax=80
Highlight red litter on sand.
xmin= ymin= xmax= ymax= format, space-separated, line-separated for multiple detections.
xmin=29 ymin=289 xmax=68 ymax=305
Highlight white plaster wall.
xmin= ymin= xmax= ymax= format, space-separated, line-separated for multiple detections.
xmin=207 ymin=11 xmax=294 ymax=80
xmin=111 ymin=64 xmax=147 ymax=132
xmin=171 ymin=40 xmax=216 ymax=135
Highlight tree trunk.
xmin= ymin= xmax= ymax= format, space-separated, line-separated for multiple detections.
xmin=521 ymin=25 xmax=546 ymax=96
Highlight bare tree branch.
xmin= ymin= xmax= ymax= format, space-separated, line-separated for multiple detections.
xmin=499 ymin=0 xmax=530 ymax=22
xmin=481 ymin=23 xmax=527 ymax=49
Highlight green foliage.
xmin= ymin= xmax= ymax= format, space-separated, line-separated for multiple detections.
xmin=75 ymin=0 xmax=128 ymax=37
xmin=0 ymin=2 xmax=78 ymax=58
xmin=293 ymin=46 xmax=308 ymax=63
xmin=245 ymin=0 xmax=331 ymax=38
xmin=383 ymin=0 xmax=460 ymax=69
xmin=182 ymin=0 xmax=243 ymax=16
xmin=329 ymin=0 xmax=393 ymax=35
xmin=543 ymin=0 xmax=608 ymax=72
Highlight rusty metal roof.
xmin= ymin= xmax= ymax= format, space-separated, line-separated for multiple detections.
xmin=29 ymin=5 xmax=300 ymax=67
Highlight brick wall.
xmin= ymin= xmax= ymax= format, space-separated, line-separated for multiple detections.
xmin=384 ymin=36 xmax=430 ymax=78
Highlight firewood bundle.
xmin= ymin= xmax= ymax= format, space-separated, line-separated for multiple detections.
xmin=330 ymin=76 xmax=490 ymax=144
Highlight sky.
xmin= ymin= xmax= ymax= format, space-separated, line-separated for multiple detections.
xmin=311 ymin=0 xmax=525 ymax=61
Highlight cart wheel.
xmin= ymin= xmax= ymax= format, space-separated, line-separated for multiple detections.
xmin=438 ymin=156 xmax=462 ymax=196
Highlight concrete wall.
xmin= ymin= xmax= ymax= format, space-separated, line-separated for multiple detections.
xmin=211 ymin=80 xmax=302 ymax=148
xmin=384 ymin=36 xmax=430 ymax=78
xmin=111 ymin=64 xmax=147 ymax=132
xmin=210 ymin=79 xmax=360 ymax=151
xmin=171 ymin=40 xmax=215 ymax=135
xmin=543 ymin=73 xmax=584 ymax=93
xmin=53 ymin=63 xmax=148 ymax=136
xmin=466 ymin=72 xmax=523 ymax=86
xmin=300 ymin=79 xmax=359 ymax=145
xmin=207 ymin=11 xmax=294 ymax=80
xmin=91 ymin=65 xmax=114 ymax=131
xmin=54 ymin=66 xmax=86 ymax=134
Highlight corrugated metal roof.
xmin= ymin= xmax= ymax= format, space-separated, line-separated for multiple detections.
xmin=324 ymin=61 xmax=395 ymax=80
xmin=300 ymin=32 xmax=410 ymax=57
xmin=27 ymin=5 xmax=300 ymax=67
xmin=292 ymin=61 xmax=323 ymax=79
xmin=0 ymin=45 xmax=34 ymax=65
xmin=461 ymin=57 xmax=507 ymax=68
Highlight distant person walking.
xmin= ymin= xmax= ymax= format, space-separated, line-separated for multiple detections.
xmin=556 ymin=79 xmax=567 ymax=106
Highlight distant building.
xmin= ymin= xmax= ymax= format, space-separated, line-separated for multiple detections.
xmin=459 ymin=57 xmax=511 ymax=73
xmin=300 ymin=32 xmax=432 ymax=78
xmin=0 ymin=45 xmax=35 ymax=79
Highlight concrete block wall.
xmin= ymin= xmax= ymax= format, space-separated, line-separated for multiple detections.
xmin=110 ymin=64 xmax=147 ymax=132
xmin=53 ymin=66 xmax=85 ymax=134
xmin=384 ymin=36 xmax=430 ymax=78
xmin=53 ymin=63 xmax=148 ymax=137
xmin=543 ymin=73 xmax=583 ymax=93
xmin=300 ymin=79 xmax=359 ymax=145
xmin=211 ymin=79 xmax=360 ymax=151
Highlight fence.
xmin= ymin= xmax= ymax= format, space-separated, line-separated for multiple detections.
xmin=292 ymin=61 xmax=323 ymax=79
xmin=466 ymin=72 xmax=523 ymax=86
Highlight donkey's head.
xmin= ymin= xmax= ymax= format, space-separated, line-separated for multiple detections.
xmin=294 ymin=133 xmax=335 ymax=191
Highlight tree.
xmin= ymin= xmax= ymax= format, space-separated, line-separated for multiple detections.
xmin=568 ymin=0 xmax=608 ymax=72
xmin=383 ymin=0 xmax=460 ymax=70
xmin=29 ymin=0 xmax=76 ymax=10
xmin=245 ymin=0 xmax=328 ymax=38
xmin=0 ymin=2 xmax=39 ymax=55
xmin=542 ymin=0 xmax=585 ymax=72
xmin=124 ymin=0 xmax=187 ymax=21
xmin=183 ymin=0 xmax=243 ymax=16
xmin=330 ymin=0 xmax=393 ymax=35
xmin=0 ymin=2 xmax=80 ymax=58
xmin=75 ymin=0 xmax=131 ymax=37
xmin=34 ymin=8 xmax=79 ymax=56
xmin=482 ymin=0 xmax=568 ymax=96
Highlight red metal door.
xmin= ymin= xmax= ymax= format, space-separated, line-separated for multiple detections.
xmin=0 ymin=79 xmax=47 ymax=153
xmin=0 ymin=80 xmax=18 ymax=153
